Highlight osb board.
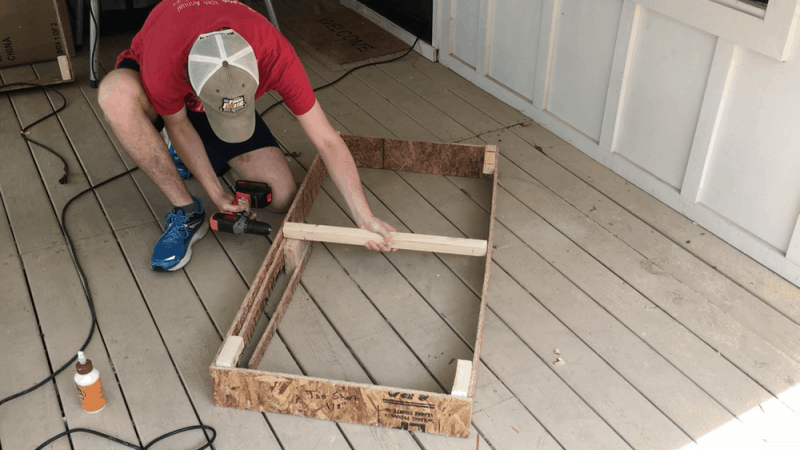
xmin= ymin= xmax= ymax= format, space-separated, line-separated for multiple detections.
xmin=213 ymin=135 xmax=499 ymax=437
xmin=210 ymin=367 xmax=472 ymax=437
xmin=342 ymin=134 xmax=489 ymax=179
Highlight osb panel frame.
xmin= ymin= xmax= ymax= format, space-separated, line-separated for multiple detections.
xmin=210 ymin=135 xmax=498 ymax=438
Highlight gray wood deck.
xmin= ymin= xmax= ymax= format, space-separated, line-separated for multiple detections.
xmin=2 ymin=1 xmax=800 ymax=449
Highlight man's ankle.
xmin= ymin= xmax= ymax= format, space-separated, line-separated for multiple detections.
xmin=177 ymin=197 xmax=201 ymax=215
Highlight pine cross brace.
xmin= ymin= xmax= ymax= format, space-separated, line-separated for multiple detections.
xmin=210 ymin=135 xmax=499 ymax=438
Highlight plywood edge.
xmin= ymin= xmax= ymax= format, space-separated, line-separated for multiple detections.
xmin=247 ymin=240 xmax=314 ymax=369
xmin=283 ymin=222 xmax=488 ymax=256
xmin=210 ymin=366 xmax=472 ymax=437
xmin=225 ymin=230 xmax=285 ymax=339
xmin=469 ymin=156 xmax=498 ymax=399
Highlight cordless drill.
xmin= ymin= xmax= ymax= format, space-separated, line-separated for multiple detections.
xmin=209 ymin=180 xmax=273 ymax=236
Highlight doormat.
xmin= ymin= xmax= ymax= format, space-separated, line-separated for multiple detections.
xmin=283 ymin=8 xmax=409 ymax=65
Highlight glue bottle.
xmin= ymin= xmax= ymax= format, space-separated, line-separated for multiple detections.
xmin=74 ymin=351 xmax=106 ymax=413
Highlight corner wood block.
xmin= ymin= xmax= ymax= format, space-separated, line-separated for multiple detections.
xmin=483 ymin=145 xmax=497 ymax=175
xmin=211 ymin=367 xmax=472 ymax=437
xmin=283 ymin=238 xmax=310 ymax=275
xmin=216 ymin=336 xmax=245 ymax=368
xmin=451 ymin=360 xmax=472 ymax=397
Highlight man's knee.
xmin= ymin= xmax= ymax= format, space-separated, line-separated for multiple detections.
xmin=97 ymin=70 xmax=153 ymax=124
xmin=269 ymin=181 xmax=297 ymax=213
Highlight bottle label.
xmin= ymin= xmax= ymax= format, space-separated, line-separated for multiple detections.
xmin=77 ymin=379 xmax=106 ymax=412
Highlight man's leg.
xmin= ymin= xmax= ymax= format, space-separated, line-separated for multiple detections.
xmin=97 ymin=69 xmax=207 ymax=271
xmin=228 ymin=147 xmax=298 ymax=213
xmin=97 ymin=69 xmax=194 ymax=207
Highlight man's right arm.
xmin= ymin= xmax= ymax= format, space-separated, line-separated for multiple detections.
xmin=162 ymin=107 xmax=246 ymax=214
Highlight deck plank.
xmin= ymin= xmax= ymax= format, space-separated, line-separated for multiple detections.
xmin=401 ymin=52 xmax=529 ymax=127
xmin=0 ymin=241 xmax=69 ymax=449
xmin=315 ymin=164 xmax=628 ymax=447
xmin=491 ymin=127 xmax=800 ymax=362
xmin=472 ymin=131 xmax=800 ymax=411
xmin=21 ymin=243 xmax=147 ymax=450
xmin=0 ymin=92 xmax=65 ymax=255
xmin=375 ymin=59 xmax=504 ymax=136
xmin=350 ymin=64 xmax=474 ymax=142
xmin=1 ymin=67 xmax=109 ymax=246
xmin=398 ymin=169 xmax=780 ymax=444
xmin=509 ymin=121 xmax=800 ymax=326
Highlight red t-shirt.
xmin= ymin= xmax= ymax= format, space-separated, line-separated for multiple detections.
xmin=116 ymin=0 xmax=316 ymax=117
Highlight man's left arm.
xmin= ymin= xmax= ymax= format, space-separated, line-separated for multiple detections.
xmin=296 ymin=101 xmax=397 ymax=252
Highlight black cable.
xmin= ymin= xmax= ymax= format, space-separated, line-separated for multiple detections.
xmin=35 ymin=425 xmax=216 ymax=450
xmin=0 ymin=83 xmax=70 ymax=184
xmin=1 ymin=33 xmax=421 ymax=450
xmin=88 ymin=4 xmax=100 ymax=87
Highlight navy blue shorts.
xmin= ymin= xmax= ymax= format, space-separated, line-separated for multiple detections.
xmin=117 ymin=58 xmax=279 ymax=177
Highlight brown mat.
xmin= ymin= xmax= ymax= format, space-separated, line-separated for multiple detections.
xmin=283 ymin=8 xmax=409 ymax=65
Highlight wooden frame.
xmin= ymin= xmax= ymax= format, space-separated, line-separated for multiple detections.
xmin=210 ymin=135 xmax=498 ymax=438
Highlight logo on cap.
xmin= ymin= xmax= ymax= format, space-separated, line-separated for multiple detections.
xmin=221 ymin=96 xmax=246 ymax=113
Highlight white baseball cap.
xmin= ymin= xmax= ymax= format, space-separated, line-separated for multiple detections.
xmin=188 ymin=29 xmax=259 ymax=143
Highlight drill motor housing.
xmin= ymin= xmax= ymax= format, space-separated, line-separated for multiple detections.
xmin=209 ymin=180 xmax=273 ymax=236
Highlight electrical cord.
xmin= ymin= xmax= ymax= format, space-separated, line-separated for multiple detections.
xmin=0 ymin=83 xmax=70 ymax=184
xmin=0 ymin=35 xmax=421 ymax=449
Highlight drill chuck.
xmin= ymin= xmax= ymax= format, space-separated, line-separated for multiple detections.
xmin=210 ymin=213 xmax=272 ymax=236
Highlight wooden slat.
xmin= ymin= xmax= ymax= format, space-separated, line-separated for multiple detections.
xmin=283 ymin=222 xmax=488 ymax=256
xmin=211 ymin=367 xmax=472 ymax=437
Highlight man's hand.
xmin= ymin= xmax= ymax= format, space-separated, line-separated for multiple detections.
xmin=211 ymin=191 xmax=255 ymax=219
xmin=357 ymin=215 xmax=398 ymax=252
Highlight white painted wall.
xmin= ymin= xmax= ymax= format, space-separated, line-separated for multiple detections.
xmin=438 ymin=0 xmax=800 ymax=286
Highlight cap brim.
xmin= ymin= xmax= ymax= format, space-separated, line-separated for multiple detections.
xmin=204 ymin=95 xmax=257 ymax=143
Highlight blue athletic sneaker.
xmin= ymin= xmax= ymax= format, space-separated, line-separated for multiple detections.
xmin=151 ymin=197 xmax=208 ymax=272
xmin=169 ymin=144 xmax=191 ymax=180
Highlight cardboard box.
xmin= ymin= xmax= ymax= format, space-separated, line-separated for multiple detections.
xmin=0 ymin=0 xmax=74 ymax=68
